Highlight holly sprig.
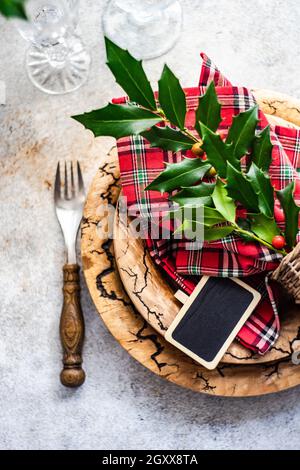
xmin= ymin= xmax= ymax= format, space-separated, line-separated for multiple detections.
xmin=73 ymin=37 xmax=300 ymax=255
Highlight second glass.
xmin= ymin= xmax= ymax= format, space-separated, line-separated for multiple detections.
xmin=103 ymin=0 xmax=182 ymax=60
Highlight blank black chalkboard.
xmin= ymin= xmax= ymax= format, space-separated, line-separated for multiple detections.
xmin=166 ymin=277 xmax=261 ymax=369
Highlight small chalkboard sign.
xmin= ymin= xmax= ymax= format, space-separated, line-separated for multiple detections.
xmin=165 ymin=277 xmax=261 ymax=370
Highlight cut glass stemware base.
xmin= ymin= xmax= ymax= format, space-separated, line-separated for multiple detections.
xmin=25 ymin=36 xmax=91 ymax=95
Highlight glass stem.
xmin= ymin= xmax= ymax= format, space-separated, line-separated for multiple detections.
xmin=43 ymin=39 xmax=70 ymax=68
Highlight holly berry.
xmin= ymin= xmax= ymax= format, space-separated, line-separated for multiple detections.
xmin=272 ymin=235 xmax=286 ymax=250
xmin=208 ymin=166 xmax=217 ymax=177
xmin=191 ymin=141 xmax=204 ymax=156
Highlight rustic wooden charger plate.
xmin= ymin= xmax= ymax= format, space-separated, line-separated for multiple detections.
xmin=81 ymin=90 xmax=300 ymax=396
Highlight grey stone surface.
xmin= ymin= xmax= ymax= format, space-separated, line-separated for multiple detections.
xmin=1 ymin=0 xmax=300 ymax=451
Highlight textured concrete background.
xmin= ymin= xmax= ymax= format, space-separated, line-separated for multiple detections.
xmin=1 ymin=0 xmax=300 ymax=450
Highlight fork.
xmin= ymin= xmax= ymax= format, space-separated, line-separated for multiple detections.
xmin=54 ymin=161 xmax=86 ymax=388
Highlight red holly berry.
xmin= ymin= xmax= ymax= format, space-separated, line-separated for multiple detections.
xmin=272 ymin=235 xmax=286 ymax=249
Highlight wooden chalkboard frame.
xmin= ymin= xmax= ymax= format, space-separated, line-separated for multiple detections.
xmin=165 ymin=277 xmax=261 ymax=370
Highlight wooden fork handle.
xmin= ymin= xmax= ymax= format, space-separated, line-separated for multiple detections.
xmin=60 ymin=264 xmax=85 ymax=387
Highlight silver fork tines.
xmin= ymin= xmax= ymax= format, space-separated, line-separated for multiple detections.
xmin=54 ymin=161 xmax=85 ymax=264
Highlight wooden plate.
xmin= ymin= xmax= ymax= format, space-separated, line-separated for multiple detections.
xmin=81 ymin=147 xmax=300 ymax=396
xmin=81 ymin=91 xmax=300 ymax=395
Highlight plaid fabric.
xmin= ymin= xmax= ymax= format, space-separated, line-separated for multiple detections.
xmin=114 ymin=53 xmax=300 ymax=355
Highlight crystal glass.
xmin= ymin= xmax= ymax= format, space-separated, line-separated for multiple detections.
xmin=14 ymin=0 xmax=91 ymax=94
xmin=103 ymin=0 xmax=182 ymax=60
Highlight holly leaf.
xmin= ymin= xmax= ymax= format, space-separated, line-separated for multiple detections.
xmin=202 ymin=206 xmax=227 ymax=226
xmin=175 ymin=220 xmax=234 ymax=242
xmin=158 ymin=65 xmax=187 ymax=130
xmin=170 ymin=183 xmax=215 ymax=207
xmin=203 ymin=225 xmax=235 ymax=241
xmin=145 ymin=158 xmax=211 ymax=193
xmin=246 ymin=163 xmax=274 ymax=218
xmin=226 ymin=105 xmax=259 ymax=160
xmin=248 ymin=213 xmax=280 ymax=245
xmin=72 ymin=103 xmax=162 ymax=139
xmin=179 ymin=182 xmax=215 ymax=195
xmin=252 ymin=125 xmax=273 ymax=172
xmin=171 ymin=194 xmax=213 ymax=208
xmin=212 ymin=179 xmax=236 ymax=224
xmin=200 ymin=123 xmax=237 ymax=178
xmin=170 ymin=205 xmax=226 ymax=227
xmin=225 ymin=162 xmax=259 ymax=212
xmin=173 ymin=219 xmax=204 ymax=239
xmin=141 ymin=126 xmax=194 ymax=152
xmin=195 ymin=82 xmax=222 ymax=136
xmin=0 ymin=0 xmax=27 ymax=19
xmin=276 ymin=181 xmax=300 ymax=248
xmin=105 ymin=37 xmax=156 ymax=110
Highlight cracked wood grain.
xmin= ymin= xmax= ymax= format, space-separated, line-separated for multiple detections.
xmin=253 ymin=89 xmax=300 ymax=127
xmin=194 ymin=372 xmax=217 ymax=393
xmin=119 ymin=242 xmax=167 ymax=332
xmin=128 ymin=319 xmax=167 ymax=371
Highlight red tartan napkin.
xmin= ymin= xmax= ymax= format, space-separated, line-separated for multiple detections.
xmin=115 ymin=53 xmax=300 ymax=355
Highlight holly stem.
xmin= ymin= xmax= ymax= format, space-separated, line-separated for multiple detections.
xmin=183 ymin=127 xmax=199 ymax=143
xmin=233 ymin=225 xmax=287 ymax=256
xmin=152 ymin=108 xmax=201 ymax=144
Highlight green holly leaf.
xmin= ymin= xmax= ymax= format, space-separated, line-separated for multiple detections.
xmin=203 ymin=225 xmax=235 ymax=241
xmin=175 ymin=220 xmax=234 ymax=242
xmin=246 ymin=163 xmax=274 ymax=218
xmin=158 ymin=65 xmax=187 ymax=130
xmin=141 ymin=126 xmax=194 ymax=152
xmin=226 ymin=105 xmax=259 ymax=160
xmin=180 ymin=182 xmax=215 ymax=195
xmin=173 ymin=219 xmax=203 ymax=238
xmin=248 ymin=213 xmax=280 ymax=245
xmin=170 ymin=183 xmax=215 ymax=207
xmin=200 ymin=123 xmax=237 ymax=178
xmin=225 ymin=162 xmax=259 ymax=212
xmin=195 ymin=82 xmax=222 ymax=136
xmin=212 ymin=179 xmax=236 ymax=224
xmin=0 ymin=0 xmax=27 ymax=19
xmin=105 ymin=37 xmax=156 ymax=110
xmin=202 ymin=206 xmax=227 ymax=226
xmin=171 ymin=194 xmax=213 ymax=208
xmin=170 ymin=205 xmax=225 ymax=227
xmin=145 ymin=158 xmax=211 ymax=193
xmin=276 ymin=181 xmax=300 ymax=248
xmin=252 ymin=125 xmax=273 ymax=172
xmin=72 ymin=103 xmax=162 ymax=139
